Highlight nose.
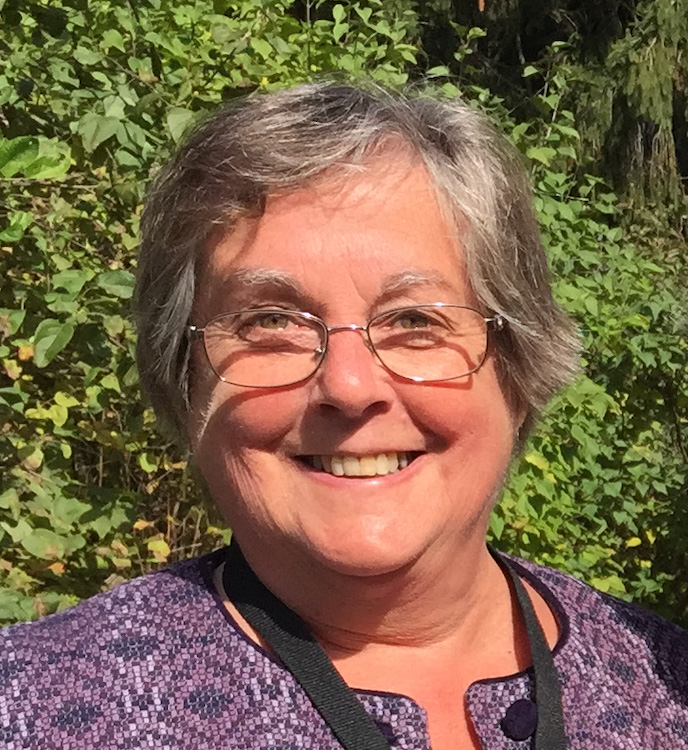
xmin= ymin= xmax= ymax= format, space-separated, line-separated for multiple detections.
xmin=311 ymin=326 xmax=392 ymax=420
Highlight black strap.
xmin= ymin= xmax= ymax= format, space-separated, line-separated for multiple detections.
xmin=498 ymin=556 xmax=568 ymax=750
xmin=223 ymin=544 xmax=390 ymax=750
xmin=222 ymin=544 xmax=567 ymax=749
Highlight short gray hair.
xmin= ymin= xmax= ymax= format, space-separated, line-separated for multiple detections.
xmin=136 ymin=81 xmax=580 ymax=446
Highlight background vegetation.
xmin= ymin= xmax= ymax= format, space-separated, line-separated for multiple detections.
xmin=1 ymin=0 xmax=686 ymax=626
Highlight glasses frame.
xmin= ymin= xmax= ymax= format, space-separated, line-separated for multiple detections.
xmin=187 ymin=303 xmax=506 ymax=388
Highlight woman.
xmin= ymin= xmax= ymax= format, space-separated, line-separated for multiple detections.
xmin=2 ymin=82 xmax=687 ymax=750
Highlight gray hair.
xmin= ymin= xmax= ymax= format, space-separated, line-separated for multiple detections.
xmin=136 ymin=81 xmax=580 ymax=446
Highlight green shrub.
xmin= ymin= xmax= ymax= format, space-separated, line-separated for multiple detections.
xmin=1 ymin=0 xmax=685 ymax=626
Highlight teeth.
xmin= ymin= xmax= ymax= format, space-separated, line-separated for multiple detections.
xmin=358 ymin=456 xmax=377 ymax=476
xmin=308 ymin=452 xmax=414 ymax=477
xmin=375 ymin=454 xmax=389 ymax=475
xmin=343 ymin=456 xmax=361 ymax=476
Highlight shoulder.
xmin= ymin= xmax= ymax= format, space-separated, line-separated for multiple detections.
xmin=1 ymin=552 xmax=218 ymax=649
xmin=0 ymin=549 xmax=342 ymax=749
xmin=0 ymin=553 xmax=228 ymax=732
xmin=509 ymin=554 xmax=688 ymax=652
xmin=507 ymin=554 xmax=688 ymax=744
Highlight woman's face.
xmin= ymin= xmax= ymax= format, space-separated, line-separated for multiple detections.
xmin=190 ymin=158 xmax=521 ymax=577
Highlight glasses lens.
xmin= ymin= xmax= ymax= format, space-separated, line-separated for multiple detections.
xmin=369 ymin=305 xmax=488 ymax=381
xmin=203 ymin=310 xmax=324 ymax=387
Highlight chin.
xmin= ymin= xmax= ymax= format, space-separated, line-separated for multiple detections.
xmin=296 ymin=525 xmax=424 ymax=579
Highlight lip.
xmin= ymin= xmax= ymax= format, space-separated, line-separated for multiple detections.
xmin=294 ymin=449 xmax=424 ymax=458
xmin=290 ymin=451 xmax=429 ymax=487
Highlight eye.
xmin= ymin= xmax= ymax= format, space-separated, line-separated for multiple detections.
xmin=396 ymin=311 xmax=435 ymax=329
xmin=249 ymin=312 xmax=292 ymax=330
xmin=213 ymin=310 xmax=323 ymax=355
xmin=235 ymin=310 xmax=300 ymax=342
xmin=382 ymin=308 xmax=449 ymax=331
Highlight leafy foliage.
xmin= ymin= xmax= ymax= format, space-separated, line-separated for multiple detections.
xmin=1 ymin=0 xmax=686 ymax=626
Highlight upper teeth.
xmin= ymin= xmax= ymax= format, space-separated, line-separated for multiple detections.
xmin=311 ymin=452 xmax=411 ymax=477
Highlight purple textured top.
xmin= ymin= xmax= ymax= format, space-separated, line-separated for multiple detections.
xmin=1 ymin=549 xmax=687 ymax=749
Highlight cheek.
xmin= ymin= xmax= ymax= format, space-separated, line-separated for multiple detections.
xmin=403 ymin=375 xmax=516 ymax=454
xmin=192 ymin=385 xmax=304 ymax=454
xmin=188 ymin=346 xmax=303 ymax=450
xmin=191 ymin=391 xmax=304 ymax=527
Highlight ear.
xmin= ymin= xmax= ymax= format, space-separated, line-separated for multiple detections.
xmin=513 ymin=402 xmax=528 ymax=433
xmin=511 ymin=403 xmax=532 ymax=456
xmin=185 ymin=351 xmax=214 ymax=452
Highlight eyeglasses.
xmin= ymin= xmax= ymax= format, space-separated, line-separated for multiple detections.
xmin=187 ymin=303 xmax=506 ymax=389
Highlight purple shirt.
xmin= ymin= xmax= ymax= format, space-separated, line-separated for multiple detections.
xmin=1 ymin=550 xmax=687 ymax=748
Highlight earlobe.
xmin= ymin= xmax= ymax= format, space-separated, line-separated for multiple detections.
xmin=511 ymin=404 xmax=532 ymax=456
xmin=515 ymin=408 xmax=527 ymax=436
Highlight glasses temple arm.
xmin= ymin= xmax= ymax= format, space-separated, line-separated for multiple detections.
xmin=486 ymin=314 xmax=506 ymax=331
xmin=186 ymin=325 xmax=204 ymax=340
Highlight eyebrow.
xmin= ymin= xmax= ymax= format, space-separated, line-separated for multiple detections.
xmin=376 ymin=270 xmax=459 ymax=304
xmin=215 ymin=268 xmax=319 ymax=310
xmin=214 ymin=267 xmax=460 ymax=311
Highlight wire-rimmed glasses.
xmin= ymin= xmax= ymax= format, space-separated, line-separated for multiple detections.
xmin=187 ymin=303 xmax=506 ymax=388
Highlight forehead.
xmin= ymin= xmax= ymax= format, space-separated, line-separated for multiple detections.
xmin=197 ymin=158 xmax=472 ymax=315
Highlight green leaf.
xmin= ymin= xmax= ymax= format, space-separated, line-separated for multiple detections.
xmin=96 ymin=269 xmax=135 ymax=299
xmin=73 ymin=46 xmax=103 ymax=66
xmin=54 ymin=391 xmax=79 ymax=408
xmin=20 ymin=528 xmax=68 ymax=560
xmin=138 ymin=452 xmax=158 ymax=473
xmin=526 ymin=146 xmax=557 ymax=166
xmin=426 ymin=66 xmax=451 ymax=78
xmin=0 ymin=518 xmax=32 ymax=543
xmin=0 ymin=211 xmax=32 ymax=242
xmin=524 ymin=452 xmax=549 ymax=471
xmin=467 ymin=26 xmax=486 ymax=40
xmin=50 ymin=495 xmax=91 ymax=527
xmin=52 ymin=269 xmax=92 ymax=294
xmin=166 ymin=107 xmax=196 ymax=144
xmin=590 ymin=575 xmax=626 ymax=595
xmin=332 ymin=4 xmax=346 ymax=23
xmin=489 ymin=512 xmax=505 ymax=540
xmin=101 ymin=373 xmax=121 ymax=392
xmin=354 ymin=5 xmax=372 ymax=23
xmin=0 ymin=137 xmax=39 ymax=177
xmin=78 ymin=114 xmax=122 ymax=152
xmin=21 ymin=139 xmax=71 ymax=179
xmin=584 ymin=296 xmax=599 ymax=316
xmin=33 ymin=319 xmax=75 ymax=367
xmin=0 ymin=309 xmax=26 ymax=336
xmin=250 ymin=38 xmax=272 ymax=60
xmin=22 ymin=153 xmax=70 ymax=179
xmin=0 ymin=589 xmax=37 ymax=624
xmin=101 ymin=29 xmax=126 ymax=52
xmin=104 ymin=315 xmax=126 ymax=337
xmin=0 ymin=488 xmax=19 ymax=511
xmin=147 ymin=537 xmax=171 ymax=560
xmin=114 ymin=148 xmax=141 ymax=168
xmin=333 ymin=20 xmax=349 ymax=42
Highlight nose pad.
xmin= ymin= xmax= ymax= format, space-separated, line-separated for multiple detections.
xmin=311 ymin=327 xmax=389 ymax=417
xmin=315 ymin=327 xmax=377 ymax=369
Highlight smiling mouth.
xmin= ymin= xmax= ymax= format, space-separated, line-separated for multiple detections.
xmin=298 ymin=452 xmax=422 ymax=477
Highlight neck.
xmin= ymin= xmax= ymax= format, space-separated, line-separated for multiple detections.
xmin=234 ymin=535 xmax=513 ymax=656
